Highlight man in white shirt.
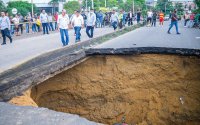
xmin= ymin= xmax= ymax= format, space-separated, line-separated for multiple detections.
xmin=40 ymin=10 xmax=49 ymax=34
xmin=86 ymin=9 xmax=96 ymax=38
xmin=110 ymin=10 xmax=119 ymax=30
xmin=48 ymin=13 xmax=54 ymax=31
xmin=57 ymin=9 xmax=70 ymax=46
xmin=0 ymin=11 xmax=12 ymax=45
xmin=147 ymin=10 xmax=153 ymax=26
xmin=71 ymin=11 xmax=84 ymax=42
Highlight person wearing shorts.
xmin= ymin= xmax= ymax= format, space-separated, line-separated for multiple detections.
xmin=159 ymin=11 xmax=164 ymax=26
xmin=12 ymin=14 xmax=20 ymax=36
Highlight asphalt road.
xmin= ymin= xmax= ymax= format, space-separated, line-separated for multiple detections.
xmin=95 ymin=21 xmax=200 ymax=49
xmin=0 ymin=27 xmax=114 ymax=73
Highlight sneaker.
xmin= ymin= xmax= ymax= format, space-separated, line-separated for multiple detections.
xmin=1 ymin=43 xmax=6 ymax=45
xmin=167 ymin=31 xmax=171 ymax=34
xmin=177 ymin=32 xmax=181 ymax=35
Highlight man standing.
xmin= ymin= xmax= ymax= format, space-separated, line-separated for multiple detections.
xmin=118 ymin=10 xmax=123 ymax=29
xmin=159 ymin=11 xmax=164 ymax=26
xmin=168 ymin=10 xmax=180 ymax=34
xmin=136 ymin=10 xmax=141 ymax=24
xmin=71 ymin=11 xmax=84 ymax=42
xmin=127 ymin=10 xmax=134 ymax=26
xmin=40 ymin=10 xmax=49 ymax=34
xmin=48 ymin=13 xmax=54 ymax=31
xmin=86 ymin=9 xmax=96 ymax=38
xmin=110 ymin=10 xmax=119 ymax=30
xmin=147 ymin=10 xmax=153 ymax=26
xmin=152 ymin=11 xmax=157 ymax=27
xmin=57 ymin=9 xmax=70 ymax=46
xmin=0 ymin=11 xmax=12 ymax=45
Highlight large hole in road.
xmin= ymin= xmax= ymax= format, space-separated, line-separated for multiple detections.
xmin=9 ymin=54 xmax=200 ymax=124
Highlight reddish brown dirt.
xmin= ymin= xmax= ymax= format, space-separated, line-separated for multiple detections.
xmin=10 ymin=54 xmax=200 ymax=125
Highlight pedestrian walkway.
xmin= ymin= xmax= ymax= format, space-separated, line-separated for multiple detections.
xmin=0 ymin=27 xmax=113 ymax=73
xmin=95 ymin=21 xmax=200 ymax=49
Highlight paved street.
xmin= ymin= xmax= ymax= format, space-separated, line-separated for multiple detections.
xmin=95 ymin=21 xmax=200 ymax=49
xmin=0 ymin=27 xmax=113 ymax=73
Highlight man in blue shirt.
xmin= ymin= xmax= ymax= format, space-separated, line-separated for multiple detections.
xmin=0 ymin=11 xmax=12 ymax=45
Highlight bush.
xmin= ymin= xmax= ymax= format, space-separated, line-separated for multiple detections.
xmin=7 ymin=1 xmax=38 ymax=16
xmin=64 ymin=1 xmax=80 ymax=15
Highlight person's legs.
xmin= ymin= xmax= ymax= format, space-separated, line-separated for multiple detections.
xmin=175 ymin=21 xmax=180 ymax=34
xmin=42 ymin=23 xmax=45 ymax=34
xmin=46 ymin=23 xmax=49 ymax=34
xmin=91 ymin=26 xmax=94 ymax=38
xmin=64 ymin=29 xmax=69 ymax=45
xmin=59 ymin=29 xmax=65 ymax=46
xmin=168 ymin=22 xmax=174 ymax=33
xmin=86 ymin=26 xmax=91 ymax=38
xmin=50 ymin=22 xmax=54 ymax=31
xmin=5 ymin=28 xmax=12 ymax=43
xmin=1 ymin=30 xmax=6 ymax=44
xmin=55 ymin=22 xmax=57 ymax=30
xmin=26 ymin=23 xmax=29 ymax=33
xmin=74 ymin=27 xmax=78 ymax=41
xmin=77 ymin=27 xmax=81 ymax=40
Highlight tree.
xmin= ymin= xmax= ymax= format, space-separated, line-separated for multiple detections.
xmin=64 ymin=1 xmax=80 ymax=14
xmin=118 ymin=0 xmax=145 ymax=12
xmin=156 ymin=0 xmax=174 ymax=14
xmin=7 ymin=1 xmax=38 ymax=16
xmin=174 ymin=2 xmax=184 ymax=15
xmin=49 ymin=0 xmax=59 ymax=14
xmin=194 ymin=0 xmax=200 ymax=13
xmin=0 ymin=0 xmax=6 ymax=12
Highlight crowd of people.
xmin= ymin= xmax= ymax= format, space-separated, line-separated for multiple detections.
xmin=0 ymin=9 xmax=143 ymax=46
xmin=1 ymin=8 xmax=200 ymax=46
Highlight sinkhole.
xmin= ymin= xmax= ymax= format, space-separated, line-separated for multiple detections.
xmin=9 ymin=54 xmax=200 ymax=125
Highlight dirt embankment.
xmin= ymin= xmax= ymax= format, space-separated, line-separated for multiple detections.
xmin=10 ymin=54 xmax=200 ymax=125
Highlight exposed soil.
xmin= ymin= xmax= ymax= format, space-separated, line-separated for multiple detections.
xmin=10 ymin=54 xmax=200 ymax=125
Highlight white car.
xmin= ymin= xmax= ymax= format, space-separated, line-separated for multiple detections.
xmin=164 ymin=15 xmax=170 ymax=21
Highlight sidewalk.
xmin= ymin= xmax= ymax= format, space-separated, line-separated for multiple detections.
xmin=0 ymin=27 xmax=114 ymax=73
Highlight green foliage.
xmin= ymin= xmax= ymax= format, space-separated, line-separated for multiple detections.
xmin=82 ymin=0 xmax=145 ymax=12
xmin=156 ymin=0 xmax=174 ymax=14
xmin=175 ymin=2 xmax=184 ymax=15
xmin=194 ymin=0 xmax=200 ymax=13
xmin=7 ymin=1 xmax=38 ymax=16
xmin=64 ymin=1 xmax=80 ymax=14
xmin=0 ymin=0 xmax=6 ymax=12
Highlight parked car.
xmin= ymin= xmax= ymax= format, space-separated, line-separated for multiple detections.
xmin=164 ymin=15 xmax=170 ymax=21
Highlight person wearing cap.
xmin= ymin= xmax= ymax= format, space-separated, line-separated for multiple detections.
xmin=57 ymin=9 xmax=70 ymax=46
xmin=71 ymin=10 xmax=84 ymax=42
xmin=86 ymin=9 xmax=96 ymax=38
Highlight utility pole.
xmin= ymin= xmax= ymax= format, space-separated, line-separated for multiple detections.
xmin=91 ymin=0 xmax=94 ymax=9
xmin=31 ymin=0 xmax=33 ymax=15
xmin=86 ymin=0 xmax=88 ymax=11
xmin=132 ymin=0 xmax=134 ymax=13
